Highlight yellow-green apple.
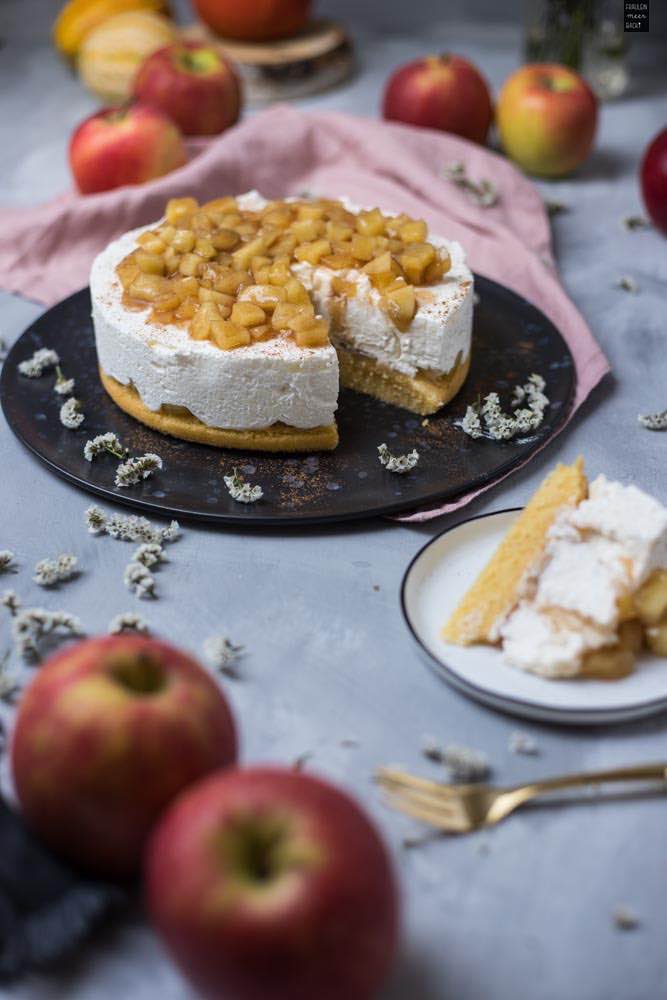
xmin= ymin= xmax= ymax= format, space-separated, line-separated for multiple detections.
xmin=146 ymin=766 xmax=399 ymax=999
xmin=382 ymin=54 xmax=493 ymax=145
xmin=641 ymin=128 xmax=667 ymax=235
xmin=193 ymin=0 xmax=310 ymax=41
xmin=69 ymin=103 xmax=186 ymax=195
xmin=133 ymin=40 xmax=241 ymax=136
xmin=497 ymin=63 xmax=597 ymax=177
xmin=11 ymin=635 xmax=237 ymax=879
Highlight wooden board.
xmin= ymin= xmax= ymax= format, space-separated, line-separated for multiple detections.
xmin=184 ymin=19 xmax=354 ymax=104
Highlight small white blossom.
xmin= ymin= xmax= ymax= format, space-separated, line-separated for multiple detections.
xmin=613 ymin=905 xmax=640 ymax=930
xmin=13 ymin=607 xmax=83 ymax=660
xmin=115 ymin=453 xmax=163 ymax=488
xmin=459 ymin=373 xmax=549 ymax=442
xmin=377 ymin=443 xmax=420 ymax=473
xmin=18 ymin=347 xmax=59 ymax=378
xmin=422 ymin=739 xmax=490 ymax=783
xmin=0 ymin=551 xmax=16 ymax=574
xmin=123 ymin=561 xmax=156 ymax=599
xmin=460 ymin=405 xmax=483 ymax=439
xmin=34 ymin=553 xmax=78 ymax=587
xmin=59 ymin=397 xmax=84 ymax=429
xmin=84 ymin=432 xmax=125 ymax=462
xmin=509 ymin=731 xmax=540 ymax=756
xmin=443 ymin=161 xmax=498 ymax=207
xmin=54 ymin=366 xmax=75 ymax=396
xmin=224 ymin=468 xmax=263 ymax=503
xmin=639 ymin=409 xmax=667 ymax=431
xmin=1 ymin=590 xmax=20 ymax=616
xmin=203 ymin=635 xmax=244 ymax=678
xmin=132 ymin=543 xmax=165 ymax=568
xmin=109 ymin=612 xmax=151 ymax=635
xmin=85 ymin=505 xmax=179 ymax=545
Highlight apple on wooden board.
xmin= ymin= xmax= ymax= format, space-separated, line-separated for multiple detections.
xmin=382 ymin=54 xmax=494 ymax=145
xmin=11 ymin=635 xmax=237 ymax=878
xmin=133 ymin=40 xmax=241 ymax=136
xmin=496 ymin=63 xmax=598 ymax=178
xmin=193 ymin=0 xmax=311 ymax=42
xmin=69 ymin=103 xmax=187 ymax=195
xmin=146 ymin=766 xmax=399 ymax=1000
xmin=641 ymin=128 xmax=667 ymax=235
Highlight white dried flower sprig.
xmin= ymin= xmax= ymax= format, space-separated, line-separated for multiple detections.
xmin=1 ymin=590 xmax=20 ymax=616
xmin=613 ymin=905 xmax=640 ymax=930
xmin=84 ymin=432 xmax=126 ymax=462
xmin=54 ymin=366 xmax=75 ymax=396
xmin=115 ymin=453 xmax=163 ymax=488
xmin=377 ymin=443 xmax=420 ymax=473
xmin=123 ymin=561 xmax=156 ymax=599
xmin=203 ymin=635 xmax=244 ymax=678
xmin=622 ymin=215 xmax=650 ymax=232
xmin=12 ymin=607 xmax=84 ymax=661
xmin=109 ymin=612 xmax=151 ymax=635
xmin=85 ymin=505 xmax=179 ymax=545
xmin=508 ymin=731 xmax=540 ymax=756
xmin=422 ymin=739 xmax=490 ymax=783
xmin=459 ymin=373 xmax=549 ymax=442
xmin=59 ymin=397 xmax=84 ymax=429
xmin=18 ymin=348 xmax=59 ymax=378
xmin=133 ymin=543 xmax=165 ymax=568
xmin=34 ymin=553 xmax=78 ymax=587
xmin=614 ymin=276 xmax=640 ymax=293
xmin=443 ymin=162 xmax=498 ymax=208
xmin=224 ymin=468 xmax=263 ymax=504
xmin=0 ymin=551 xmax=16 ymax=574
xmin=638 ymin=409 xmax=667 ymax=431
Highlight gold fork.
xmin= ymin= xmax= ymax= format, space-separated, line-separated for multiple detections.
xmin=376 ymin=763 xmax=667 ymax=834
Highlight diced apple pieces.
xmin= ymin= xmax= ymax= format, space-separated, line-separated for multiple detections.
xmin=152 ymin=291 xmax=180 ymax=313
xmin=294 ymin=240 xmax=332 ymax=266
xmin=332 ymin=276 xmax=357 ymax=297
xmin=284 ymin=278 xmax=310 ymax=304
xmin=581 ymin=645 xmax=635 ymax=679
xmin=128 ymin=273 xmax=169 ymax=302
xmin=384 ymin=281 xmax=417 ymax=330
xmin=646 ymin=621 xmax=667 ymax=656
xmin=249 ymin=324 xmax=274 ymax=342
xmin=634 ymin=569 xmax=667 ymax=625
xmin=166 ymin=197 xmax=198 ymax=227
xmin=350 ymin=234 xmax=375 ymax=261
xmin=362 ymin=251 xmax=403 ymax=290
xmin=179 ymin=253 xmax=203 ymax=277
xmin=117 ymin=257 xmax=140 ymax=291
xmin=174 ymin=296 xmax=198 ymax=321
xmin=210 ymin=320 xmax=251 ymax=350
xmin=211 ymin=228 xmax=240 ymax=251
xmin=356 ymin=208 xmax=385 ymax=237
xmin=240 ymin=285 xmax=286 ymax=313
xmin=399 ymin=219 xmax=428 ymax=243
xmin=135 ymin=251 xmax=166 ymax=276
xmin=292 ymin=218 xmax=325 ymax=242
xmin=321 ymin=253 xmax=355 ymax=271
xmin=171 ymin=230 xmax=196 ymax=253
xmin=618 ymin=618 xmax=643 ymax=653
xmin=399 ymin=243 xmax=435 ymax=284
xmin=271 ymin=301 xmax=315 ymax=332
xmin=194 ymin=238 xmax=217 ymax=260
xmin=136 ymin=233 xmax=166 ymax=254
xmin=232 ymin=236 xmax=268 ymax=270
xmin=215 ymin=270 xmax=251 ymax=295
xmin=231 ymin=301 xmax=266 ymax=327
xmin=294 ymin=317 xmax=330 ymax=348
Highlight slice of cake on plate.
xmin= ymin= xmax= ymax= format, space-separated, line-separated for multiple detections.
xmin=90 ymin=192 xmax=473 ymax=452
xmin=442 ymin=459 xmax=667 ymax=679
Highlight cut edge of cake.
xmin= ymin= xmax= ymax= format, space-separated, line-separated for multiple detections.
xmin=442 ymin=457 xmax=588 ymax=646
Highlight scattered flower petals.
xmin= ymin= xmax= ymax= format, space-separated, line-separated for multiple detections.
xmin=59 ymin=397 xmax=84 ymax=429
xmin=54 ymin=366 xmax=75 ymax=396
xmin=115 ymin=453 xmax=163 ymax=488
xmin=0 ymin=551 xmax=16 ymax=574
xmin=443 ymin=162 xmax=498 ymax=207
xmin=1 ymin=590 xmax=20 ymax=616
xmin=459 ymin=373 xmax=549 ymax=442
xmin=84 ymin=432 xmax=126 ymax=462
xmin=638 ymin=409 xmax=667 ymax=431
xmin=18 ymin=347 xmax=59 ymax=378
xmin=422 ymin=739 xmax=490 ymax=783
xmin=622 ymin=215 xmax=650 ymax=231
xmin=509 ymin=731 xmax=540 ymax=756
xmin=123 ymin=561 xmax=156 ymax=599
xmin=203 ymin=635 xmax=244 ymax=678
xmin=613 ymin=905 xmax=640 ymax=930
xmin=109 ymin=612 xmax=151 ymax=635
xmin=614 ymin=275 xmax=640 ymax=293
xmin=33 ymin=553 xmax=78 ymax=587
xmin=224 ymin=468 xmax=263 ymax=504
xmin=12 ymin=607 xmax=83 ymax=661
xmin=377 ymin=443 xmax=419 ymax=473
xmin=85 ymin=505 xmax=179 ymax=545
xmin=132 ymin=543 xmax=165 ymax=568
xmin=460 ymin=405 xmax=483 ymax=439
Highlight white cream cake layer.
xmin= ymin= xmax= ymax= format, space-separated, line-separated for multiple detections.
xmin=499 ymin=476 xmax=667 ymax=677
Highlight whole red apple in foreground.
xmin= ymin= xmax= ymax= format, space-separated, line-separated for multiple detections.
xmin=133 ymin=40 xmax=241 ymax=136
xmin=69 ymin=103 xmax=186 ymax=195
xmin=146 ymin=767 xmax=399 ymax=1000
xmin=193 ymin=0 xmax=310 ymax=41
xmin=641 ymin=127 xmax=667 ymax=235
xmin=12 ymin=635 xmax=237 ymax=878
xmin=382 ymin=54 xmax=493 ymax=145
xmin=497 ymin=63 xmax=597 ymax=177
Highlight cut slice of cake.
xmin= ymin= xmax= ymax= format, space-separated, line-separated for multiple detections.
xmin=443 ymin=459 xmax=667 ymax=679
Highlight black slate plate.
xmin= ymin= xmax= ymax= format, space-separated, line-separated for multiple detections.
xmin=1 ymin=278 xmax=575 ymax=527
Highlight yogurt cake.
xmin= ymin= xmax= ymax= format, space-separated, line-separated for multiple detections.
xmin=443 ymin=459 xmax=667 ymax=679
xmin=91 ymin=191 xmax=473 ymax=452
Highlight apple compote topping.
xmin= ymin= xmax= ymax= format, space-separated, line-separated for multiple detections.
xmin=115 ymin=196 xmax=452 ymax=351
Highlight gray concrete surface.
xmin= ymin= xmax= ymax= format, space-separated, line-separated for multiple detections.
xmin=1 ymin=3 xmax=667 ymax=998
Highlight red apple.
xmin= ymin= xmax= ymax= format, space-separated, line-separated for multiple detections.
xmin=382 ymin=54 xmax=493 ymax=145
xmin=641 ymin=127 xmax=667 ymax=235
xmin=12 ymin=635 xmax=237 ymax=879
xmin=69 ymin=103 xmax=187 ymax=195
xmin=193 ymin=0 xmax=310 ymax=42
xmin=146 ymin=767 xmax=399 ymax=1000
xmin=133 ymin=40 xmax=241 ymax=137
xmin=497 ymin=63 xmax=597 ymax=178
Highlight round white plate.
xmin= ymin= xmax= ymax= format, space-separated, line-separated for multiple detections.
xmin=401 ymin=509 xmax=667 ymax=726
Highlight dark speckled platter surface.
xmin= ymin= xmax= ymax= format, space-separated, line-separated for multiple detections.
xmin=1 ymin=278 xmax=575 ymax=527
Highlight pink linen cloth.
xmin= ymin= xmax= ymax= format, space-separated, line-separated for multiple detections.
xmin=0 ymin=106 xmax=609 ymax=521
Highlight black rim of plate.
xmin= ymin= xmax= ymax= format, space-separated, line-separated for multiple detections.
xmin=400 ymin=509 xmax=667 ymax=725
xmin=1 ymin=276 xmax=576 ymax=528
